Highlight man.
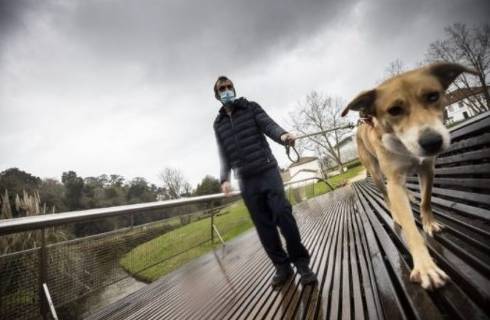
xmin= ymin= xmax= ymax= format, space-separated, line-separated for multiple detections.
xmin=212 ymin=75 xmax=317 ymax=288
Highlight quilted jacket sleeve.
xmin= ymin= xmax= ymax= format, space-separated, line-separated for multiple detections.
xmin=251 ymin=102 xmax=288 ymax=145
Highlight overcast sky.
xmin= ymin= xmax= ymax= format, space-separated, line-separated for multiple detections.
xmin=1 ymin=0 xmax=489 ymax=187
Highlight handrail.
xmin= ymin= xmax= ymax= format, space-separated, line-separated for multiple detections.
xmin=284 ymin=176 xmax=335 ymax=191
xmin=283 ymin=177 xmax=323 ymax=187
xmin=0 ymin=191 xmax=241 ymax=236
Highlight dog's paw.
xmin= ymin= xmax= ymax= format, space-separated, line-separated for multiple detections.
xmin=423 ymin=220 xmax=443 ymax=237
xmin=410 ymin=260 xmax=449 ymax=290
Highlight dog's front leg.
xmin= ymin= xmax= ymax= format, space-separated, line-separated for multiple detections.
xmin=387 ymin=178 xmax=449 ymax=289
xmin=418 ymin=160 xmax=443 ymax=236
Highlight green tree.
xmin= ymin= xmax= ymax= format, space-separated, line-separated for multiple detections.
xmin=127 ymin=177 xmax=157 ymax=204
xmin=39 ymin=178 xmax=67 ymax=213
xmin=193 ymin=175 xmax=221 ymax=196
xmin=80 ymin=176 xmax=106 ymax=209
xmin=0 ymin=168 xmax=41 ymax=196
xmin=103 ymin=174 xmax=128 ymax=207
xmin=61 ymin=171 xmax=84 ymax=210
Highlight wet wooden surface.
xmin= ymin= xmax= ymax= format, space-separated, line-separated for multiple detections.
xmin=85 ymin=188 xmax=376 ymax=320
xmin=85 ymin=185 xmax=488 ymax=319
xmin=86 ymin=114 xmax=489 ymax=320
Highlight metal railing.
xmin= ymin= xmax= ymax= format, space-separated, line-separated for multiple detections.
xmin=284 ymin=176 xmax=334 ymax=204
xmin=0 ymin=191 xmax=239 ymax=320
xmin=0 ymin=177 xmax=327 ymax=320
xmin=0 ymin=192 xmax=240 ymax=235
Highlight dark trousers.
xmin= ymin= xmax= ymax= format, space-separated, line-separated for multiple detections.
xmin=239 ymin=167 xmax=310 ymax=267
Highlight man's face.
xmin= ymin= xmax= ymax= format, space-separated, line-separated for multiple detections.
xmin=216 ymin=80 xmax=234 ymax=94
xmin=216 ymin=79 xmax=236 ymax=104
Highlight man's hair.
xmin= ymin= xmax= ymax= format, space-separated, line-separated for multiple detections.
xmin=214 ymin=75 xmax=234 ymax=100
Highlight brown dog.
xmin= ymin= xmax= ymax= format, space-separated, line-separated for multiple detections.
xmin=342 ymin=62 xmax=477 ymax=290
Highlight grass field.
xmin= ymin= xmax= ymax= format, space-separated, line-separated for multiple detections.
xmin=120 ymin=164 xmax=364 ymax=282
xmin=288 ymin=164 xmax=365 ymax=204
xmin=119 ymin=200 xmax=254 ymax=282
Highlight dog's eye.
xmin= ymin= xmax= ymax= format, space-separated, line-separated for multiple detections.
xmin=426 ymin=92 xmax=440 ymax=103
xmin=388 ymin=106 xmax=404 ymax=116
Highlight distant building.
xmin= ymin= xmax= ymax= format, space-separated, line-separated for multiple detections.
xmin=314 ymin=133 xmax=359 ymax=177
xmin=336 ymin=134 xmax=357 ymax=164
xmin=445 ymin=86 xmax=489 ymax=123
xmin=282 ymin=156 xmax=322 ymax=188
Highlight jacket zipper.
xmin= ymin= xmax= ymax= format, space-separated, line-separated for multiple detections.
xmin=229 ymin=111 xmax=271 ymax=165
xmin=229 ymin=114 xmax=244 ymax=163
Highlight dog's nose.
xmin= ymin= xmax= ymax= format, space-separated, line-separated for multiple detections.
xmin=418 ymin=130 xmax=443 ymax=154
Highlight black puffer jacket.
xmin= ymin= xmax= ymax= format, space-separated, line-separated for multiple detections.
xmin=213 ymin=97 xmax=287 ymax=183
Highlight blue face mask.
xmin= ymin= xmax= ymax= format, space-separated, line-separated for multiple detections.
xmin=219 ymin=89 xmax=236 ymax=104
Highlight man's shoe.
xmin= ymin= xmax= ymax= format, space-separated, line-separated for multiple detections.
xmin=295 ymin=263 xmax=317 ymax=286
xmin=271 ymin=264 xmax=293 ymax=288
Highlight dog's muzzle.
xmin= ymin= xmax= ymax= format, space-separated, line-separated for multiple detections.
xmin=418 ymin=129 xmax=443 ymax=155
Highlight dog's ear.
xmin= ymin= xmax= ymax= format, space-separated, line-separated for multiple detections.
xmin=341 ymin=89 xmax=376 ymax=117
xmin=429 ymin=62 xmax=479 ymax=90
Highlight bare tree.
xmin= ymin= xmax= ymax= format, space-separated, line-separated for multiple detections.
xmin=159 ymin=167 xmax=189 ymax=199
xmin=426 ymin=23 xmax=490 ymax=113
xmin=385 ymin=59 xmax=405 ymax=78
xmin=181 ymin=182 xmax=193 ymax=197
xmin=376 ymin=59 xmax=407 ymax=84
xmin=289 ymin=91 xmax=352 ymax=171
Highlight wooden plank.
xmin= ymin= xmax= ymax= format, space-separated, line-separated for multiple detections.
xmin=408 ymin=190 xmax=489 ymax=220
xmin=406 ymin=177 xmax=490 ymax=191
xmin=358 ymin=181 xmax=490 ymax=316
xmin=251 ymin=212 xmax=324 ymax=319
xmin=351 ymin=202 xmax=384 ymax=319
xmin=443 ymin=132 xmax=490 ymax=154
xmin=434 ymin=163 xmax=490 ymax=176
xmin=363 ymin=182 xmax=490 ymax=260
xmin=406 ymin=183 xmax=490 ymax=207
xmin=354 ymin=182 xmax=444 ymax=320
xmin=341 ymin=201 xmax=352 ymax=320
xmin=304 ymin=201 xmax=344 ymax=319
xmin=347 ymin=200 xmax=363 ymax=320
xmin=267 ymin=198 xmax=339 ymax=319
xmin=201 ymin=204 xmax=321 ymax=320
xmin=449 ymin=113 xmax=490 ymax=141
xmin=352 ymin=183 xmax=409 ymax=320
xmin=436 ymin=149 xmax=490 ymax=166
xmin=328 ymin=201 xmax=346 ymax=320
xmin=296 ymin=199 xmax=343 ymax=319
xmin=229 ymin=203 xmax=323 ymax=320
xmin=287 ymin=208 xmax=335 ymax=318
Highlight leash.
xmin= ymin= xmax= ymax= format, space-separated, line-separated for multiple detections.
xmin=285 ymin=123 xmax=356 ymax=163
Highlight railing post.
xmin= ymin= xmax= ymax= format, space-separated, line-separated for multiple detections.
xmin=38 ymin=228 xmax=48 ymax=320
xmin=210 ymin=203 xmax=214 ymax=244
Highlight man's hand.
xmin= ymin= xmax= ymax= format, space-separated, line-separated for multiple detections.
xmin=221 ymin=181 xmax=232 ymax=196
xmin=280 ymin=132 xmax=296 ymax=146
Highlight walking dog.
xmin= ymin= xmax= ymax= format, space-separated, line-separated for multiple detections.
xmin=341 ymin=62 xmax=477 ymax=290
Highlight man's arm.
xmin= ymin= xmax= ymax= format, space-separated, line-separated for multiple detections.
xmin=251 ymin=102 xmax=288 ymax=145
xmin=214 ymin=128 xmax=231 ymax=184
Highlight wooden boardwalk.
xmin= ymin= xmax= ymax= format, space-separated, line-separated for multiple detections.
xmin=86 ymin=113 xmax=489 ymax=320
xmin=85 ymin=188 xmax=373 ymax=319
xmin=85 ymin=184 xmax=488 ymax=319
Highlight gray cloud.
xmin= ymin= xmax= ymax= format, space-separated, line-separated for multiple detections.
xmin=0 ymin=0 xmax=30 ymax=61
xmin=53 ymin=0 xmax=356 ymax=84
